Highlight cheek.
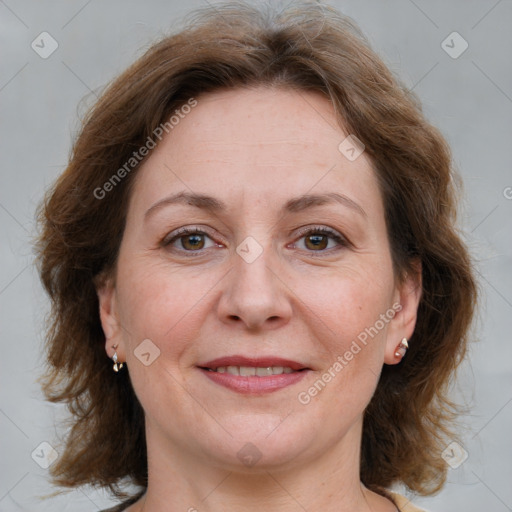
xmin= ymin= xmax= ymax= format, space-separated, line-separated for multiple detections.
xmin=294 ymin=261 xmax=395 ymax=408
xmin=296 ymin=276 xmax=392 ymax=420
xmin=301 ymin=261 xmax=395 ymax=344
xmin=115 ymin=258 xmax=220 ymax=358
xmin=114 ymin=260 xmax=220 ymax=423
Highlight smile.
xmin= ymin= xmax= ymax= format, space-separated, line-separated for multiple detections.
xmin=209 ymin=366 xmax=295 ymax=376
xmin=198 ymin=356 xmax=310 ymax=394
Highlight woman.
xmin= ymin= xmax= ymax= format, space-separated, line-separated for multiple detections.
xmin=36 ymin=2 xmax=477 ymax=511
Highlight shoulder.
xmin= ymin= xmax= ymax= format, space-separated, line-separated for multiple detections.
xmin=389 ymin=492 xmax=429 ymax=512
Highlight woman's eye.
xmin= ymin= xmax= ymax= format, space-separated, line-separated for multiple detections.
xmin=294 ymin=228 xmax=347 ymax=252
xmin=164 ymin=229 xmax=217 ymax=252
xmin=163 ymin=227 xmax=346 ymax=255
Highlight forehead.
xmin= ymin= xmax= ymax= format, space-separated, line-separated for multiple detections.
xmin=130 ymin=87 xmax=381 ymax=216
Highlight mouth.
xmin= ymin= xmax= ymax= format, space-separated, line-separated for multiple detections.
xmin=197 ymin=356 xmax=310 ymax=394
xmin=206 ymin=365 xmax=296 ymax=376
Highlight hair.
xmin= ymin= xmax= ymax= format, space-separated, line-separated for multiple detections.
xmin=36 ymin=0 xmax=477 ymax=502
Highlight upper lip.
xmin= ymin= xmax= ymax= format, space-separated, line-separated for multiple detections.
xmin=198 ymin=356 xmax=309 ymax=371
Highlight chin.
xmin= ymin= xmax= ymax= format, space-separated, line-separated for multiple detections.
xmin=196 ymin=414 xmax=330 ymax=472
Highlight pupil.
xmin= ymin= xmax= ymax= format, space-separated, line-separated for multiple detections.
xmin=183 ymin=234 xmax=204 ymax=250
xmin=306 ymin=234 xmax=327 ymax=250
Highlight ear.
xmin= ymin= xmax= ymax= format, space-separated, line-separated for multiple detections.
xmin=96 ymin=275 xmax=125 ymax=362
xmin=384 ymin=260 xmax=422 ymax=365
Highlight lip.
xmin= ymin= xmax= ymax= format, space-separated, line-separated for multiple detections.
xmin=197 ymin=355 xmax=310 ymax=395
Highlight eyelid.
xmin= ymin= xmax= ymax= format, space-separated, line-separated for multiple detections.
xmin=161 ymin=225 xmax=223 ymax=247
xmin=293 ymin=225 xmax=349 ymax=243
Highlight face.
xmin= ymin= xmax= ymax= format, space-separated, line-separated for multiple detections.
xmin=98 ymin=87 xmax=420 ymax=472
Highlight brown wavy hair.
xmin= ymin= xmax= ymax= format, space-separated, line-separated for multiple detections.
xmin=36 ymin=0 xmax=477 ymax=501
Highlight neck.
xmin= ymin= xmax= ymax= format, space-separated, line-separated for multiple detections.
xmin=128 ymin=418 xmax=396 ymax=512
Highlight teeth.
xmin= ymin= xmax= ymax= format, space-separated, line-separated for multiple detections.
xmin=256 ymin=367 xmax=274 ymax=376
xmin=239 ymin=366 xmax=256 ymax=377
xmin=214 ymin=365 xmax=296 ymax=376
xmin=227 ymin=366 xmax=239 ymax=375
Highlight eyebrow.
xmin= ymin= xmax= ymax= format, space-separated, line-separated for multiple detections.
xmin=144 ymin=191 xmax=367 ymax=219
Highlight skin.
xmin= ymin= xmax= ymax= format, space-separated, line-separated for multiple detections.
xmin=98 ymin=87 xmax=421 ymax=512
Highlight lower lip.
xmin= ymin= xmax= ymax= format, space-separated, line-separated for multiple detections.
xmin=199 ymin=368 xmax=309 ymax=394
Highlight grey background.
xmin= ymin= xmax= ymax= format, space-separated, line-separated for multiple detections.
xmin=1 ymin=0 xmax=511 ymax=510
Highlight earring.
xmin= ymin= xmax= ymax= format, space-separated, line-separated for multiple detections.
xmin=112 ymin=344 xmax=124 ymax=372
xmin=394 ymin=338 xmax=409 ymax=359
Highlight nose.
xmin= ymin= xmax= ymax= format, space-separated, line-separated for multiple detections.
xmin=216 ymin=246 xmax=293 ymax=331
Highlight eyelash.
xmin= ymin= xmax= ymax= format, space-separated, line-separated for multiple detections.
xmin=292 ymin=225 xmax=349 ymax=254
xmin=162 ymin=225 xmax=349 ymax=256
